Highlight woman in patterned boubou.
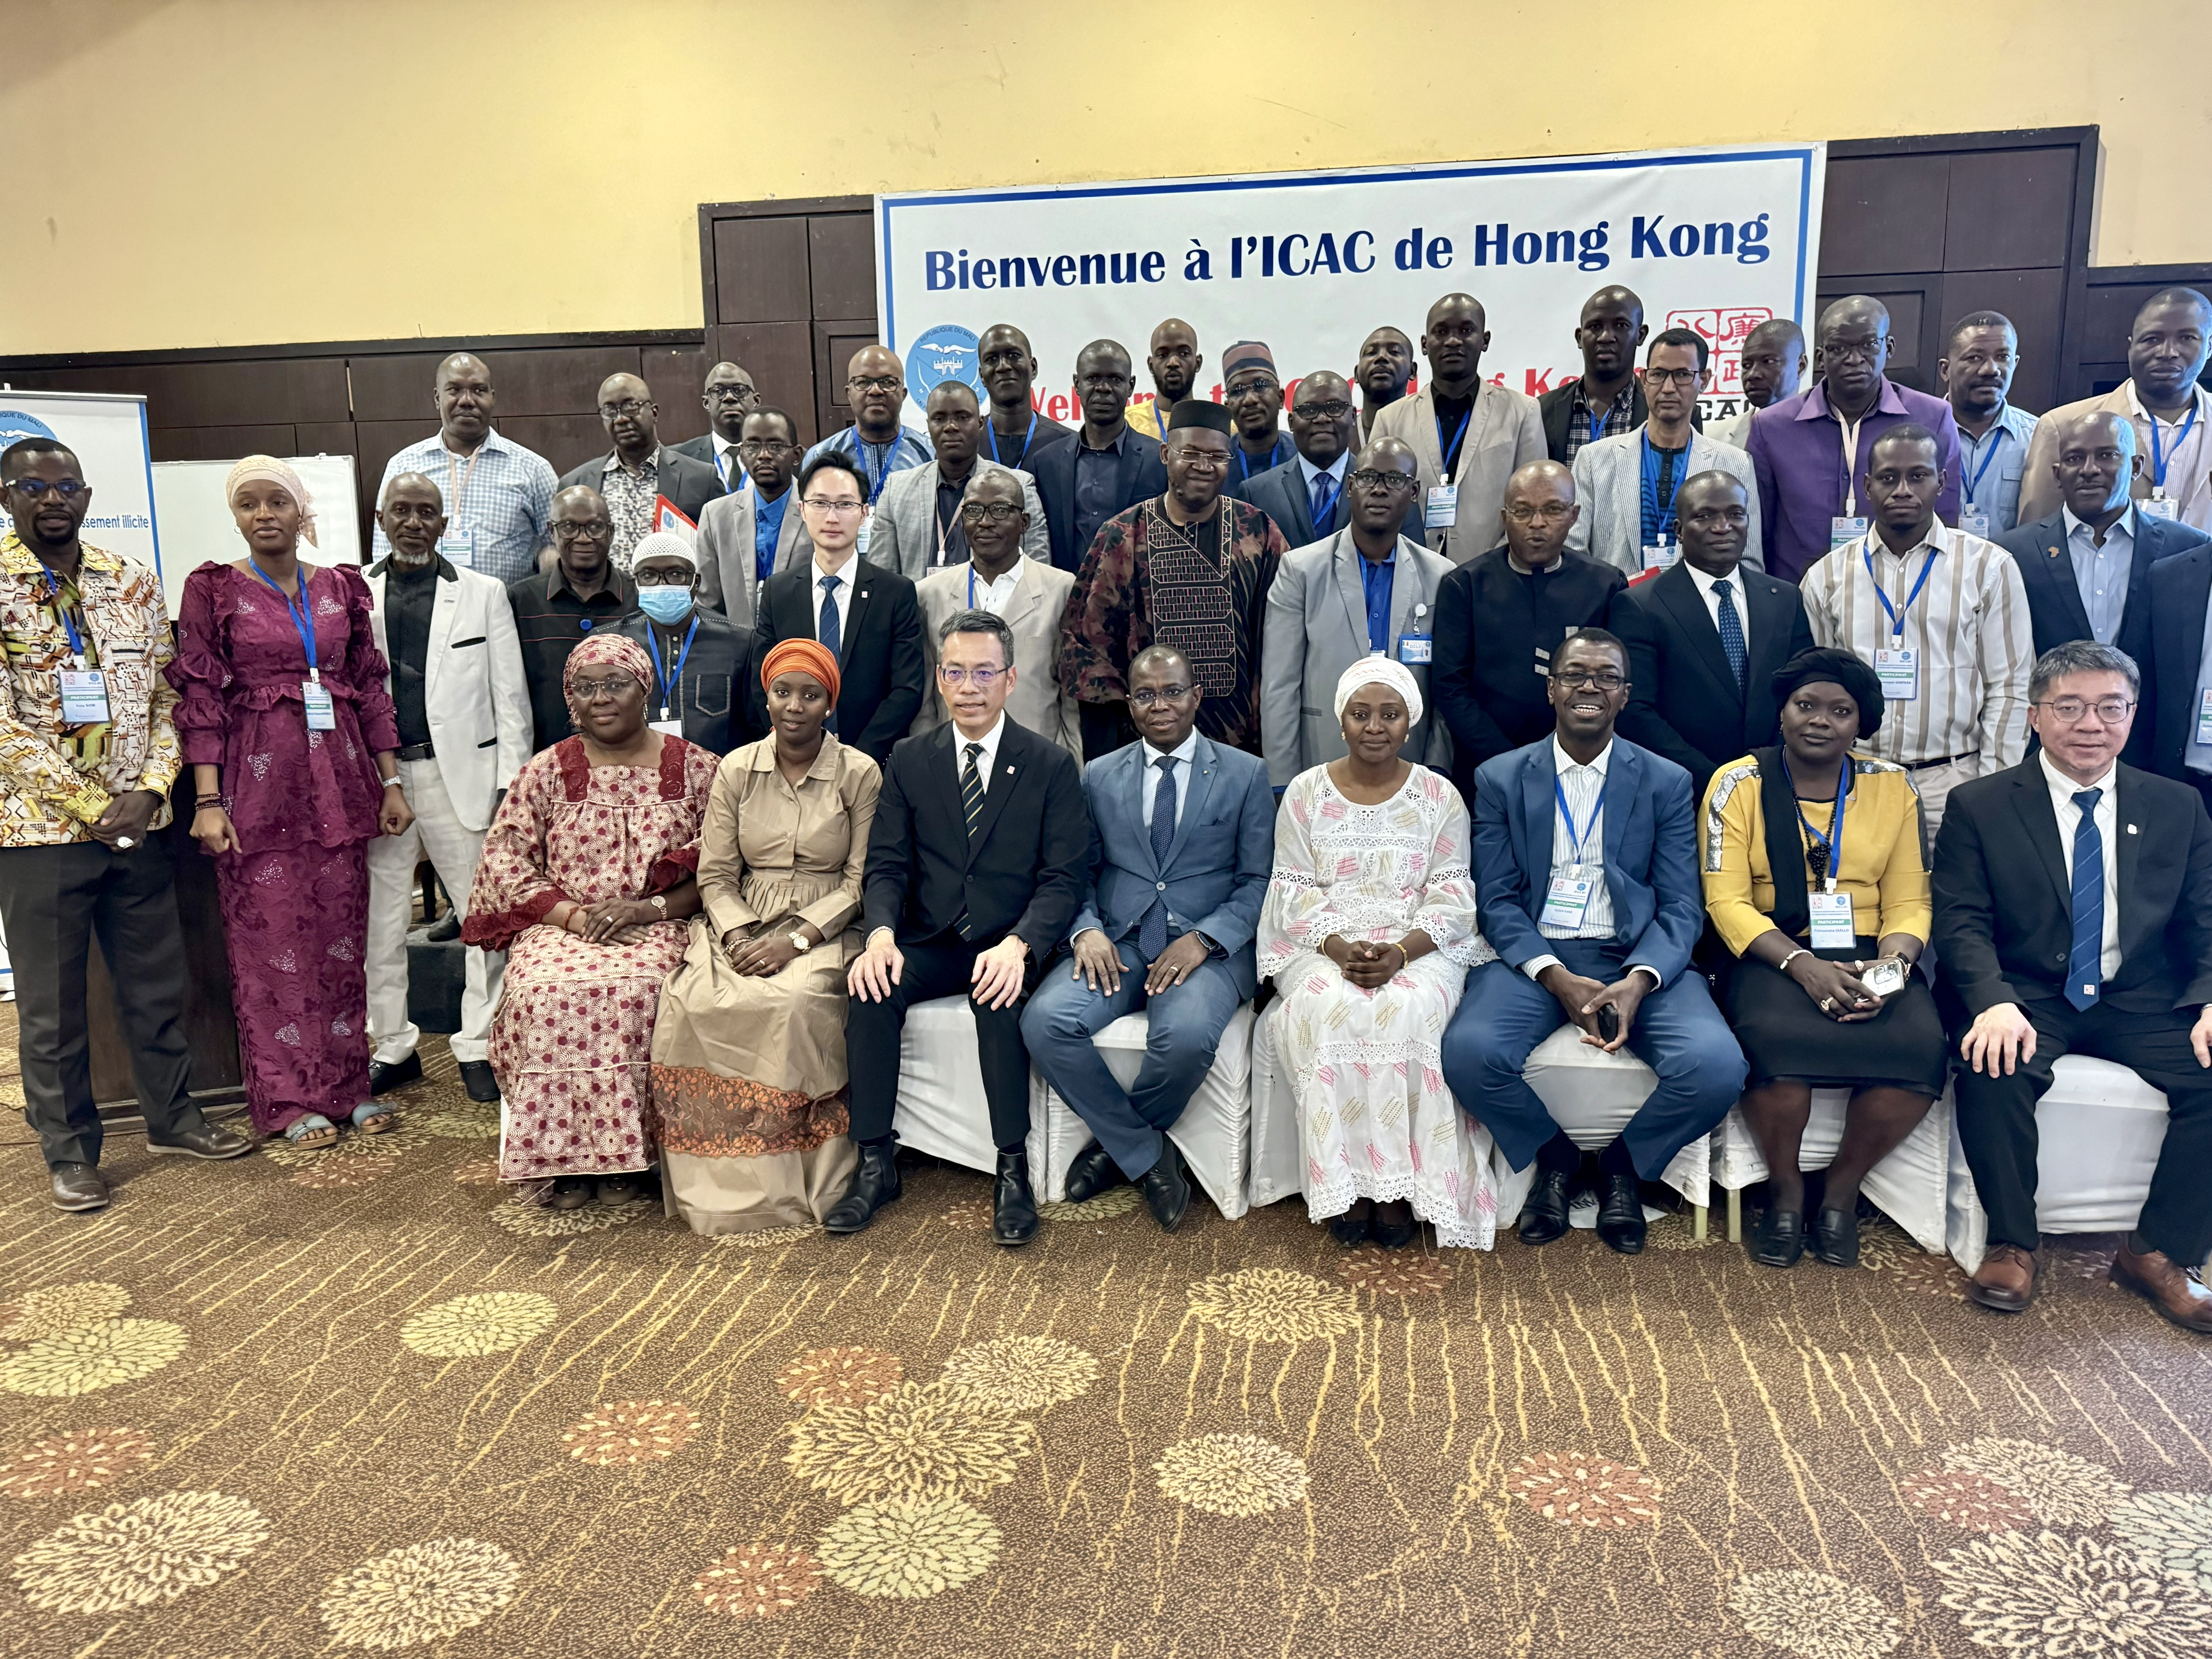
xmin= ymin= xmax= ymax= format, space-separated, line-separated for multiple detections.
xmin=168 ymin=457 xmax=412 ymax=1150
xmin=1257 ymin=658 xmax=1501 ymax=1250
xmin=463 ymin=633 xmax=716 ymax=1208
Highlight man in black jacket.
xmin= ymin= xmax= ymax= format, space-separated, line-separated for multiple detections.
xmin=829 ymin=608 xmax=1090 ymax=1245
xmin=1539 ymin=287 xmax=1650 ymax=465
xmin=1610 ymin=471 xmax=1815 ymax=795
xmin=746 ymin=453 xmax=925 ymax=764
xmin=2146 ymin=534 xmax=2212 ymax=808
xmin=1028 ymin=340 xmax=1167 ymax=573
xmin=1935 ymin=640 xmax=2212 ymax=1331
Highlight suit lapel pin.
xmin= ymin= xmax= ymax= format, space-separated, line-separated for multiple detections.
xmin=2127 ymin=823 xmax=2139 ymax=835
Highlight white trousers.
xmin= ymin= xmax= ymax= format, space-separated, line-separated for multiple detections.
xmin=366 ymin=757 xmax=503 ymax=1065
xmin=1900 ymin=756 xmax=1978 ymax=840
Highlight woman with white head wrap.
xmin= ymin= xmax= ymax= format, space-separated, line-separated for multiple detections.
xmin=165 ymin=456 xmax=412 ymax=1151
xmin=1254 ymin=659 xmax=1501 ymax=1249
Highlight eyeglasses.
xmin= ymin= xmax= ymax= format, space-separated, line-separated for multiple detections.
xmin=735 ymin=436 xmax=795 ymax=455
xmin=2036 ymin=696 xmax=2135 ymax=724
xmin=802 ymin=497 xmax=866 ymax=515
xmin=706 ymin=387 xmax=755 ymax=403
xmin=960 ymin=501 xmax=1023 ymax=523
xmin=1175 ymin=452 xmax=1228 ymax=471
xmin=1294 ymin=400 xmax=1355 ymax=422
xmin=1348 ymin=469 xmax=1414 ymax=492
xmin=5 ymin=477 xmax=87 ymax=499
xmin=938 ymin=665 xmax=1005 ymax=687
xmin=1643 ymin=367 xmax=1703 ymax=387
xmin=570 ymin=674 xmax=639 ymax=701
xmin=551 ymin=519 xmax=611 ymax=538
xmin=1129 ymin=685 xmax=1193 ymax=706
xmin=847 ymin=375 xmax=902 ymax=393
xmin=598 ymin=399 xmax=650 ymax=417
xmin=1505 ymin=502 xmax=1576 ymax=524
xmin=633 ymin=568 xmax=695 ymax=587
xmin=1552 ymin=668 xmax=1626 ymax=690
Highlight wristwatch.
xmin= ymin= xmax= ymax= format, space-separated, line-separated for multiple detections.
xmin=788 ymin=929 xmax=811 ymax=953
xmin=649 ymin=894 xmax=668 ymax=919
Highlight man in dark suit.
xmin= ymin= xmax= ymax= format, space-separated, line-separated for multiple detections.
xmin=1441 ymin=630 xmax=1747 ymax=1255
xmin=830 ymin=609 xmax=1090 ymax=1245
xmin=556 ymin=372 xmax=725 ymax=568
xmin=670 ymin=360 xmax=756 ymax=490
xmin=1432 ymin=459 xmax=1626 ymax=802
xmin=1998 ymin=411 xmax=2209 ymax=667
xmin=747 ymin=453 xmax=924 ymax=764
xmin=1240 ymin=371 xmax=1425 ymax=548
xmin=2147 ymin=535 xmax=2212 ymax=809
xmin=1935 ymin=640 xmax=2212 ymax=1331
xmin=1538 ymin=287 xmax=1651 ymax=465
xmin=1610 ymin=471 xmax=1815 ymax=794
xmin=1028 ymin=340 xmax=1167 ymax=573
xmin=1021 ymin=646 xmax=1273 ymax=1229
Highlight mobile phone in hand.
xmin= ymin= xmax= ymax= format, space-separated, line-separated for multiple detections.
xmin=1597 ymin=1005 xmax=1620 ymax=1043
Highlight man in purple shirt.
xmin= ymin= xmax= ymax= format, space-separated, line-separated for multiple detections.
xmin=1747 ymin=295 xmax=1964 ymax=581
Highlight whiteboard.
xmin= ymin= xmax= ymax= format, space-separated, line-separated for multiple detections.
xmin=149 ymin=455 xmax=361 ymax=618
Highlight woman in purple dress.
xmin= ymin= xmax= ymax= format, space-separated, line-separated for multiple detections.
xmin=166 ymin=457 xmax=412 ymax=1150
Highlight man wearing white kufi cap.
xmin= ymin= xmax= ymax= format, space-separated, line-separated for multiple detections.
xmin=612 ymin=531 xmax=752 ymax=756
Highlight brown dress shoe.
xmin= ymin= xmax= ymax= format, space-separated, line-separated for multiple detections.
xmin=50 ymin=1163 xmax=110 ymax=1212
xmin=2111 ymin=1244 xmax=2212 ymax=1334
xmin=145 ymin=1124 xmax=253 ymax=1160
xmin=1968 ymin=1242 xmax=2040 ymax=1312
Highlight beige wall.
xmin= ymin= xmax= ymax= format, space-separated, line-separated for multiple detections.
xmin=3 ymin=0 xmax=2190 ymax=356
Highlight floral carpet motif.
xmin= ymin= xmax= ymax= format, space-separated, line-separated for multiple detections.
xmin=1 ymin=1020 xmax=2210 ymax=1655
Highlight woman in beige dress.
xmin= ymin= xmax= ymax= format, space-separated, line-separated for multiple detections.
xmin=650 ymin=638 xmax=881 ymax=1231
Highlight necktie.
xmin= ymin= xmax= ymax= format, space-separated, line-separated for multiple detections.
xmin=2065 ymin=788 xmax=2105 ymax=1011
xmin=817 ymin=574 xmax=842 ymax=732
xmin=954 ymin=740 xmax=987 ymax=940
xmin=1311 ymin=471 xmax=1340 ymax=538
xmin=1713 ymin=577 xmax=1747 ymax=691
xmin=1139 ymin=756 xmax=1178 ymax=960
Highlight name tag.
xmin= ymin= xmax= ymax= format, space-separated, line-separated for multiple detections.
xmin=1397 ymin=631 xmax=1433 ymax=665
xmin=648 ymin=716 xmax=684 ymax=738
xmin=2196 ymin=688 xmax=2212 ymax=747
xmin=1830 ymin=515 xmax=1869 ymax=551
xmin=2142 ymin=495 xmax=2180 ymax=522
xmin=1958 ymin=512 xmax=1990 ymax=540
xmin=1641 ymin=539 xmax=1679 ymax=573
xmin=58 ymin=669 xmax=110 ymax=725
xmin=1808 ymin=890 xmax=1857 ymax=951
xmin=856 ymin=518 xmax=875 ymax=558
xmin=1425 ymin=484 xmax=1459 ymax=529
xmin=436 ymin=527 xmax=475 ymax=566
xmin=1539 ymin=872 xmax=1595 ymax=930
xmin=1874 ymin=647 xmax=1918 ymax=701
xmin=302 ymin=679 xmax=337 ymax=731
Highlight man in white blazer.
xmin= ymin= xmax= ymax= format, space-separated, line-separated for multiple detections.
xmin=911 ymin=470 xmax=1081 ymax=756
xmin=694 ymin=407 xmax=810 ymax=629
xmin=869 ymin=382 xmax=1049 ymax=580
xmin=1369 ymin=292 xmax=1548 ymax=566
xmin=1259 ymin=438 xmax=1454 ymax=787
xmin=1568 ymin=328 xmax=1763 ymax=577
xmin=363 ymin=473 xmax=533 ymax=1104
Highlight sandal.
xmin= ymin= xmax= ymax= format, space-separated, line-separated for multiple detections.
xmin=548 ymin=1177 xmax=594 ymax=1211
xmin=350 ymin=1102 xmax=398 ymax=1136
xmin=283 ymin=1114 xmax=339 ymax=1151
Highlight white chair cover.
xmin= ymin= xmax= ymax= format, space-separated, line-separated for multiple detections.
xmin=1247 ymin=1000 xmax=1305 ymax=1209
xmin=1494 ymin=1024 xmax=1712 ymax=1222
xmin=891 ymin=995 xmax=1057 ymax=1177
xmin=1712 ymin=1086 xmax=1953 ymax=1252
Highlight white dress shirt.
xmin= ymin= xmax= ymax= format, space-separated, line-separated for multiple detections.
xmin=1683 ymin=559 xmax=1753 ymax=658
xmin=1137 ymin=728 xmax=1200 ymax=830
xmin=711 ymin=431 xmax=743 ymax=488
xmin=2061 ymin=505 xmax=2136 ymax=647
xmin=1524 ymin=738 xmax=1616 ymax=982
xmin=951 ymin=712 xmax=1008 ymax=794
xmin=2132 ymin=381 xmax=2212 ymax=523
xmin=961 ymin=559 xmax=1023 ymax=616
xmin=2040 ymin=749 xmax=2120 ymax=982
xmin=1295 ymin=450 xmax=1351 ymax=523
xmin=812 ymin=548 xmax=860 ymax=644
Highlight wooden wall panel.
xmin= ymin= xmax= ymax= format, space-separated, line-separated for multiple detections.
xmin=714 ymin=215 xmax=812 ymax=323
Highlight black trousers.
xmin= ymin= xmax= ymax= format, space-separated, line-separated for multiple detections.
xmin=0 ymin=835 xmax=202 ymax=1169
xmin=1952 ymin=996 xmax=2212 ymax=1264
xmin=845 ymin=933 xmax=1036 ymax=1149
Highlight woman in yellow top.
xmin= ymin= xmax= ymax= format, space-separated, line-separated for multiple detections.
xmin=1701 ymin=648 xmax=1947 ymax=1270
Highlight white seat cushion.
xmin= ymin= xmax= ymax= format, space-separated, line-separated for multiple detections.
xmin=1714 ymin=1086 xmax=1953 ymax=1252
xmin=1510 ymin=1024 xmax=1711 ymax=1211
xmin=891 ymin=995 xmax=1054 ymax=1176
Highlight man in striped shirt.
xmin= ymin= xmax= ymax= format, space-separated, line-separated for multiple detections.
xmin=1799 ymin=424 xmax=2032 ymax=831
xmin=369 ymin=353 xmax=558 ymax=584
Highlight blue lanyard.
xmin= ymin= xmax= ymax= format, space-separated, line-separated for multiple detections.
xmin=1438 ymin=407 xmax=1472 ymax=475
xmin=1584 ymin=404 xmax=1609 ymax=448
xmin=1781 ymin=750 xmax=1847 ymax=891
xmin=1861 ymin=537 xmax=1940 ymax=641
xmin=1962 ymin=425 xmax=2007 ymax=506
xmin=988 ymin=412 xmax=1036 ymax=467
xmin=41 ymin=570 xmax=86 ymax=662
xmin=1553 ymin=773 xmax=1606 ymax=864
xmin=2150 ymin=401 xmax=2199 ymax=491
xmin=1236 ymin=443 xmax=1270 ymax=483
xmin=1639 ymin=432 xmax=1685 ymax=544
xmin=248 ymin=558 xmax=319 ymax=678
xmin=646 ymin=616 xmax=698 ymax=714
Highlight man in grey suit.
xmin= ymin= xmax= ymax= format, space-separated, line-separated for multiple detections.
xmin=1369 ymin=292 xmax=1548 ymax=566
xmin=1260 ymin=437 xmax=1453 ymax=788
xmin=1020 ymin=645 xmax=1275 ymax=1229
xmin=694 ymin=406 xmax=810 ymax=628
xmin=869 ymin=382 xmax=1048 ymax=580
xmin=1569 ymin=328 xmax=1762 ymax=576
xmin=913 ymin=471 xmax=1081 ymax=756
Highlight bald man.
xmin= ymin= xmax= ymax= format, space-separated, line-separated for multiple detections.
xmin=1129 ymin=318 xmax=1204 ymax=440
xmin=1710 ymin=318 xmax=1807 ymax=450
xmin=1370 ymin=292 xmax=1548 ymax=566
xmin=672 ymin=360 xmax=758 ymax=490
xmin=1239 ymin=371 xmax=1371 ymax=548
xmin=800 ymin=344 xmax=935 ymax=507
xmin=370 ymin=351 xmax=558 ymax=583
xmin=1539 ymin=285 xmax=1652 ymax=465
xmin=1356 ymin=326 xmax=1416 ymax=440
xmin=556 ymin=372 xmax=723 ymax=570
xmin=2020 ymin=287 xmax=2212 ymax=534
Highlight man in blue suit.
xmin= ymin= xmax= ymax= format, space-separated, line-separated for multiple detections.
xmin=1440 ymin=628 xmax=1746 ymax=1253
xmin=1020 ymin=644 xmax=1275 ymax=1228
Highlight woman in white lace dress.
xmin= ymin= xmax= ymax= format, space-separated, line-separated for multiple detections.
xmin=1257 ymin=660 xmax=1499 ymax=1249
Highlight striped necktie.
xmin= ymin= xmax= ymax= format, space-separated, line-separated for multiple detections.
xmin=2065 ymin=788 xmax=2105 ymax=1010
xmin=962 ymin=742 xmax=986 ymax=837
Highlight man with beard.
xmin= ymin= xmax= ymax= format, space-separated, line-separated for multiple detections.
xmin=1356 ymin=326 xmax=1416 ymax=441
xmin=1540 ymin=286 xmax=1651 ymax=465
xmin=1128 ymin=318 xmax=1204 ymax=440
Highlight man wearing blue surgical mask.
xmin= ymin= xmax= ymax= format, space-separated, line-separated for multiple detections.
xmin=614 ymin=532 xmax=751 ymax=755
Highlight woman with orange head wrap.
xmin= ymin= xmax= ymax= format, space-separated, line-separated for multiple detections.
xmin=647 ymin=631 xmax=881 ymax=1233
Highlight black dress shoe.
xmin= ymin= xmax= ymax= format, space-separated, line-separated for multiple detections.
xmin=823 ymin=1142 xmax=903 ymax=1234
xmin=1371 ymin=1199 xmax=1419 ymax=1250
xmin=367 ymin=1053 xmax=423 ymax=1096
xmin=1328 ymin=1198 xmax=1374 ymax=1246
xmin=1518 ymin=1168 xmax=1573 ymax=1246
xmin=1810 ymin=1206 xmax=1860 ymax=1267
xmin=50 ymin=1163 xmax=109 ymax=1212
xmin=992 ymin=1150 xmax=1039 ymax=1246
xmin=145 ymin=1124 xmax=253 ymax=1160
xmin=1595 ymin=1173 xmax=1647 ymax=1255
xmin=1137 ymin=1143 xmax=1190 ymax=1232
xmin=427 ymin=911 xmax=463 ymax=942
xmin=458 ymin=1061 xmax=501 ymax=1103
xmin=1064 ymin=1140 xmax=1123 ymax=1204
xmin=1751 ymin=1206 xmax=1805 ymax=1269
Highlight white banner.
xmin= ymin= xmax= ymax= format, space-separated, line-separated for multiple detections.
xmin=0 ymin=388 xmax=158 ymax=570
xmin=877 ymin=143 xmax=1823 ymax=427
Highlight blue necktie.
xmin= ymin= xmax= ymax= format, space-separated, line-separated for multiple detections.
xmin=817 ymin=574 xmax=842 ymax=732
xmin=1713 ymin=576 xmax=1747 ymax=690
xmin=1139 ymin=756 xmax=1178 ymax=960
xmin=2065 ymin=788 xmax=2105 ymax=1010
xmin=1311 ymin=471 xmax=1340 ymax=537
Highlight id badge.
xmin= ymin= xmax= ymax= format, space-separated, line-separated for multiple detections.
xmin=58 ymin=669 xmax=110 ymax=725
xmin=1808 ymin=890 xmax=1856 ymax=951
xmin=2197 ymin=687 xmax=2212 ymax=746
xmin=302 ymin=679 xmax=337 ymax=731
xmin=648 ymin=715 xmax=684 ymax=738
xmin=1959 ymin=512 xmax=1990 ymax=540
xmin=1641 ymin=539 xmax=1679 ymax=573
xmin=855 ymin=517 xmax=875 ymax=558
xmin=436 ymin=526 xmax=474 ymax=566
xmin=2142 ymin=495 xmax=2180 ymax=522
xmin=1539 ymin=873 xmax=1594 ymax=930
xmin=1425 ymin=484 xmax=1459 ymax=529
xmin=1830 ymin=515 xmax=1869 ymax=551
xmin=1874 ymin=647 xmax=1918 ymax=701
xmin=1397 ymin=631 xmax=1433 ymax=665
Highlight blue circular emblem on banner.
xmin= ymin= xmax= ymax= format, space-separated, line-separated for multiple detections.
xmin=0 ymin=410 xmax=59 ymax=449
xmin=905 ymin=325 xmax=982 ymax=400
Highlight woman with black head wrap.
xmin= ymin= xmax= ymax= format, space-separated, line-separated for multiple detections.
xmin=1701 ymin=647 xmax=1948 ymax=1269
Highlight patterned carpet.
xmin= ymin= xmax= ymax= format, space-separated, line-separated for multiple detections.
xmin=3 ymin=1010 xmax=2212 ymax=1657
